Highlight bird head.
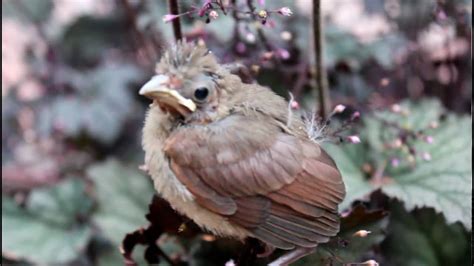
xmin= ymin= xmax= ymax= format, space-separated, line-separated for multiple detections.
xmin=139 ymin=41 xmax=230 ymax=123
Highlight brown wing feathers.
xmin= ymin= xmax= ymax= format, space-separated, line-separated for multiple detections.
xmin=165 ymin=115 xmax=345 ymax=249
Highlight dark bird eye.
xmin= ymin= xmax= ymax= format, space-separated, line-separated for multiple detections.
xmin=194 ymin=87 xmax=209 ymax=101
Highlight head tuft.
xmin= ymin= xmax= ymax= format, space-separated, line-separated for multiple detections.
xmin=156 ymin=41 xmax=220 ymax=78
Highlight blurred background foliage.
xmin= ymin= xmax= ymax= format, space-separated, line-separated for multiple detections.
xmin=1 ymin=0 xmax=471 ymax=265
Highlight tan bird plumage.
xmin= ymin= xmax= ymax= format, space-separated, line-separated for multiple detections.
xmin=141 ymin=41 xmax=345 ymax=265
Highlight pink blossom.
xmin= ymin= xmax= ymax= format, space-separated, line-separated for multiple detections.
xmin=245 ymin=32 xmax=256 ymax=43
xmin=278 ymin=7 xmax=293 ymax=16
xmin=235 ymin=42 xmax=246 ymax=54
xmin=362 ymin=260 xmax=379 ymax=266
xmin=390 ymin=104 xmax=401 ymax=113
xmin=429 ymin=121 xmax=439 ymax=129
xmin=333 ymin=104 xmax=346 ymax=113
xmin=209 ymin=10 xmax=219 ymax=20
xmin=424 ymin=136 xmax=434 ymax=144
xmin=290 ymin=100 xmax=299 ymax=110
xmin=162 ymin=14 xmax=179 ymax=23
xmin=351 ymin=111 xmax=361 ymax=120
xmin=421 ymin=152 xmax=432 ymax=161
xmin=276 ymin=48 xmax=290 ymax=59
xmin=353 ymin=230 xmax=371 ymax=237
xmin=392 ymin=138 xmax=402 ymax=148
xmin=390 ymin=158 xmax=400 ymax=167
xmin=347 ymin=135 xmax=361 ymax=144
xmin=225 ymin=260 xmax=236 ymax=266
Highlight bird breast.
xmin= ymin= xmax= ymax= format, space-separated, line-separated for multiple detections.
xmin=142 ymin=108 xmax=249 ymax=239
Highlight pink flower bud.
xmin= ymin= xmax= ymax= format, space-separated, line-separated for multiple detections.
xmin=262 ymin=51 xmax=274 ymax=60
xmin=392 ymin=138 xmax=403 ymax=148
xmin=421 ymin=152 xmax=431 ymax=161
xmin=347 ymin=135 xmax=361 ymax=144
xmin=424 ymin=136 xmax=434 ymax=144
xmin=245 ymin=32 xmax=256 ymax=43
xmin=362 ymin=260 xmax=379 ymax=266
xmin=162 ymin=14 xmax=179 ymax=23
xmin=333 ymin=104 xmax=346 ymax=113
xmin=390 ymin=104 xmax=401 ymax=113
xmin=429 ymin=121 xmax=439 ymax=129
xmin=225 ymin=260 xmax=236 ymax=266
xmin=236 ymin=42 xmax=246 ymax=54
xmin=278 ymin=7 xmax=293 ymax=16
xmin=290 ymin=100 xmax=299 ymax=110
xmin=353 ymin=230 xmax=371 ymax=237
xmin=280 ymin=31 xmax=292 ymax=41
xmin=276 ymin=48 xmax=290 ymax=59
xmin=351 ymin=111 xmax=361 ymax=120
xmin=380 ymin=78 xmax=390 ymax=87
xmin=209 ymin=10 xmax=219 ymax=20
xmin=390 ymin=158 xmax=400 ymax=167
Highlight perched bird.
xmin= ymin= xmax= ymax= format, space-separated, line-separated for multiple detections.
xmin=140 ymin=41 xmax=345 ymax=265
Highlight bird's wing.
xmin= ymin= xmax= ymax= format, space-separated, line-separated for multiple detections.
xmin=164 ymin=114 xmax=345 ymax=249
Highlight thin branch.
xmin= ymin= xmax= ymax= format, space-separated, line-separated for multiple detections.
xmin=168 ymin=0 xmax=183 ymax=41
xmin=120 ymin=0 xmax=158 ymax=63
xmin=246 ymin=0 xmax=273 ymax=52
xmin=313 ymin=0 xmax=330 ymax=119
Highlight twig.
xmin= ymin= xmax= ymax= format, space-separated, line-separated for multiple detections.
xmin=168 ymin=0 xmax=183 ymax=41
xmin=120 ymin=0 xmax=158 ymax=63
xmin=371 ymin=160 xmax=387 ymax=186
xmin=313 ymin=0 xmax=330 ymax=119
xmin=246 ymin=0 xmax=273 ymax=52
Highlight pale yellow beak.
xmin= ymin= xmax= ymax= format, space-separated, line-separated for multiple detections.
xmin=139 ymin=75 xmax=196 ymax=114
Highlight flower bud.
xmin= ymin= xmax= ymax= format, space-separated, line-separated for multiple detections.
xmin=162 ymin=14 xmax=179 ymax=23
xmin=351 ymin=111 xmax=361 ymax=120
xmin=390 ymin=158 xmax=400 ymax=167
xmin=290 ymin=100 xmax=299 ymax=110
xmin=278 ymin=7 xmax=293 ymax=16
xmin=421 ymin=152 xmax=431 ymax=161
xmin=258 ymin=10 xmax=268 ymax=19
xmin=347 ymin=135 xmax=361 ymax=144
xmin=209 ymin=10 xmax=219 ymax=20
xmin=353 ymin=230 xmax=371 ymax=237
xmin=391 ymin=104 xmax=401 ymax=113
xmin=424 ymin=136 xmax=434 ymax=144
xmin=362 ymin=260 xmax=379 ymax=266
xmin=333 ymin=104 xmax=346 ymax=114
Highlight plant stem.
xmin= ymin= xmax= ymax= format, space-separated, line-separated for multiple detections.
xmin=313 ymin=0 xmax=330 ymax=119
xmin=168 ymin=0 xmax=183 ymax=41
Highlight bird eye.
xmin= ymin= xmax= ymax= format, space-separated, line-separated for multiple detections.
xmin=193 ymin=87 xmax=209 ymax=101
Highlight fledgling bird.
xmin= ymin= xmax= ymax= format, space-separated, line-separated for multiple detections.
xmin=140 ymin=41 xmax=345 ymax=265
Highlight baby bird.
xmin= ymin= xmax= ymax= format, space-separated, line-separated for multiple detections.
xmin=140 ymin=41 xmax=345 ymax=265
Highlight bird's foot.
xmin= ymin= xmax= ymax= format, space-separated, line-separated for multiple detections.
xmin=268 ymin=247 xmax=316 ymax=266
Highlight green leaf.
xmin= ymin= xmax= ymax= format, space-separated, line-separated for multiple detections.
xmin=381 ymin=114 xmax=472 ymax=229
xmin=2 ymin=178 xmax=93 ymax=264
xmin=88 ymin=159 xmax=154 ymax=246
xmin=381 ymin=202 xmax=470 ymax=266
xmin=324 ymin=143 xmax=374 ymax=210
xmin=2 ymin=0 xmax=53 ymax=23
xmin=38 ymin=64 xmax=143 ymax=144
xmin=293 ymin=205 xmax=389 ymax=265
xmin=324 ymin=25 xmax=407 ymax=68
xmin=326 ymin=99 xmax=472 ymax=229
xmin=59 ymin=16 xmax=130 ymax=67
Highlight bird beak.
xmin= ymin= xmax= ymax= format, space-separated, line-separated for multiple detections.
xmin=139 ymin=75 xmax=197 ymax=115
